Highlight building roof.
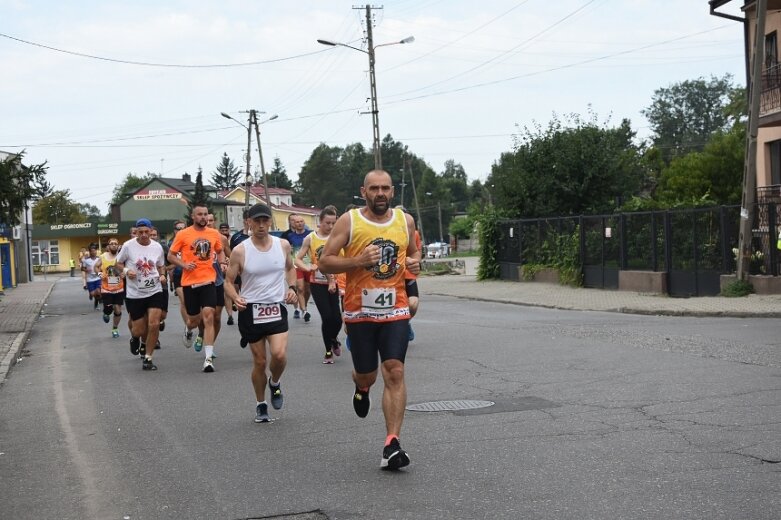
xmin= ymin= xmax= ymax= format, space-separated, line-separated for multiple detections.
xmin=220 ymin=186 xmax=295 ymax=199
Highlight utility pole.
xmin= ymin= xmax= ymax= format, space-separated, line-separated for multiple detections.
xmin=400 ymin=167 xmax=406 ymax=208
xmin=406 ymin=155 xmax=425 ymax=245
xmin=737 ymin=0 xmax=766 ymax=281
xmin=251 ymin=110 xmax=276 ymax=230
xmin=243 ymin=112 xmax=252 ymax=211
xmin=360 ymin=4 xmax=382 ymax=169
xmin=437 ymin=201 xmax=444 ymax=243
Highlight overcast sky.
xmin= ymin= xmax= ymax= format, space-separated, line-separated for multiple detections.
xmin=1 ymin=0 xmax=747 ymax=212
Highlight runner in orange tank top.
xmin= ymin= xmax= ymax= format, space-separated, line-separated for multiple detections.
xmin=319 ymin=169 xmax=421 ymax=471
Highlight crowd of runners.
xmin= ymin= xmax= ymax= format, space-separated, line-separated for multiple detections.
xmin=78 ymin=169 xmax=422 ymax=471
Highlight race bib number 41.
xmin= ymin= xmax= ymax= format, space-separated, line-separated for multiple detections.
xmin=361 ymin=287 xmax=396 ymax=315
xmin=253 ymin=303 xmax=282 ymax=324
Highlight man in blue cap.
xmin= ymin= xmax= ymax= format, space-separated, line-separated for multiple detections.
xmin=116 ymin=218 xmax=168 ymax=371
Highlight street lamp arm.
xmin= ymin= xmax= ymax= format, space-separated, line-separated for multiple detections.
xmin=317 ymin=39 xmax=367 ymax=54
xmin=375 ymin=36 xmax=415 ymax=49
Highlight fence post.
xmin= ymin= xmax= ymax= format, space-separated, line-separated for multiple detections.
xmin=769 ymin=202 xmax=778 ymax=276
xmin=579 ymin=215 xmax=585 ymax=277
xmin=651 ymin=211 xmax=658 ymax=272
xmin=719 ymin=206 xmax=730 ymax=274
xmin=664 ymin=211 xmax=672 ymax=286
xmin=619 ymin=213 xmax=627 ymax=270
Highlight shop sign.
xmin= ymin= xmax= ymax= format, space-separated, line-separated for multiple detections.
xmin=134 ymin=188 xmax=181 ymax=201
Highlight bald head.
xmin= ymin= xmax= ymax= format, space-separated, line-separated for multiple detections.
xmin=363 ymin=169 xmax=392 ymax=187
xmin=361 ymin=169 xmax=394 ymax=216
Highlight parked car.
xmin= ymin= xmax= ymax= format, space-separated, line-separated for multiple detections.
xmin=425 ymin=242 xmax=449 ymax=258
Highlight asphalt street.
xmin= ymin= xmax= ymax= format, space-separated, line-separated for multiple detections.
xmin=0 ymin=275 xmax=779 ymax=520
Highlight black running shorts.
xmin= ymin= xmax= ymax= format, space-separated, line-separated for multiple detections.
xmin=183 ymin=283 xmax=217 ymax=316
xmin=238 ymin=303 xmax=288 ymax=344
xmin=125 ymin=291 xmax=167 ymax=321
xmin=101 ymin=291 xmax=125 ymax=306
xmin=346 ymin=320 xmax=410 ymax=374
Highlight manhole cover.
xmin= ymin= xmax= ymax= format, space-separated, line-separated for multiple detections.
xmin=406 ymin=400 xmax=495 ymax=412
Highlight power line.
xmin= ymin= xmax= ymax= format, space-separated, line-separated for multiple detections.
xmin=0 ymin=31 xmax=329 ymax=68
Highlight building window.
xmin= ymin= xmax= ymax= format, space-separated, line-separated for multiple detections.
xmin=31 ymin=240 xmax=60 ymax=266
xmin=767 ymin=31 xmax=778 ymax=69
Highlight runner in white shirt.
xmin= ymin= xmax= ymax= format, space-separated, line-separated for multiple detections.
xmin=223 ymin=203 xmax=298 ymax=423
xmin=116 ymin=218 xmax=168 ymax=371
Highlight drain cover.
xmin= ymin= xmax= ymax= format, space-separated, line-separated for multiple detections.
xmin=406 ymin=400 xmax=495 ymax=412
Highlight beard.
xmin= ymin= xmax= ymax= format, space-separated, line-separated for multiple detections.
xmin=368 ymin=197 xmax=389 ymax=216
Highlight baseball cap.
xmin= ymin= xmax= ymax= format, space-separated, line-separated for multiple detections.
xmin=247 ymin=203 xmax=272 ymax=219
xmin=135 ymin=218 xmax=153 ymax=228
xmin=219 ymin=222 xmax=230 ymax=229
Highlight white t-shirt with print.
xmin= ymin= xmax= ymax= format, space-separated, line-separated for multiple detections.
xmin=116 ymin=238 xmax=165 ymax=299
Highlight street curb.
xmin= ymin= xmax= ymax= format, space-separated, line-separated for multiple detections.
xmin=0 ymin=282 xmax=57 ymax=386
xmin=0 ymin=332 xmax=28 ymax=386
xmin=427 ymin=292 xmax=781 ymax=319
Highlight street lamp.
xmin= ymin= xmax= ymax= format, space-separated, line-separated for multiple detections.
xmin=317 ymin=23 xmax=414 ymax=170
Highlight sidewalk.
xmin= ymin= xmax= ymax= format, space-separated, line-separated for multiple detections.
xmin=0 ymin=277 xmax=57 ymax=385
xmin=419 ymin=274 xmax=781 ymax=317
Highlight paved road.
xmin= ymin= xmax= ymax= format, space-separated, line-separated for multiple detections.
xmin=1 ymin=276 xmax=780 ymax=519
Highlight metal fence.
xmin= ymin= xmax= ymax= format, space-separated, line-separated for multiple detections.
xmin=497 ymin=203 xmax=781 ymax=296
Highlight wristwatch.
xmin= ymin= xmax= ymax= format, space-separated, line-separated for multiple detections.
xmin=288 ymin=284 xmax=298 ymax=293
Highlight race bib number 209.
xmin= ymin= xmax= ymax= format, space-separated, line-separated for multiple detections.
xmin=253 ymin=303 xmax=282 ymax=324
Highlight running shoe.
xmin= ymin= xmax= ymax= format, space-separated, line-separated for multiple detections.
xmin=111 ymin=328 xmax=119 ymax=338
xmin=182 ymin=329 xmax=194 ymax=348
xmin=155 ymin=340 xmax=161 ymax=350
xmin=203 ymin=356 xmax=215 ymax=373
xmin=194 ymin=336 xmax=203 ymax=352
xmin=293 ymin=309 xmax=300 ymax=319
xmin=408 ymin=323 xmax=415 ymax=342
xmin=159 ymin=320 xmax=165 ymax=332
xmin=129 ymin=336 xmax=140 ymax=356
xmin=142 ymin=357 xmax=157 ymax=371
xmin=240 ymin=337 xmax=248 ymax=349
xmin=268 ymin=378 xmax=284 ymax=410
xmin=226 ymin=316 xmax=234 ymax=325
xmin=353 ymin=385 xmax=370 ymax=418
xmin=139 ymin=342 xmax=146 ymax=357
xmin=102 ymin=312 xmax=110 ymax=324
xmin=254 ymin=402 xmax=270 ymax=423
xmin=381 ymin=437 xmax=410 ymax=471
xmin=332 ymin=341 xmax=342 ymax=357
xmin=323 ymin=351 xmax=334 ymax=364
xmin=303 ymin=311 xmax=311 ymax=323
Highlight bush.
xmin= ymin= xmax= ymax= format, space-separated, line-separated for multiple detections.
xmin=720 ymin=279 xmax=754 ymax=297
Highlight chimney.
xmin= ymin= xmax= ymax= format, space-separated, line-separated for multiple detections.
xmin=182 ymin=173 xmax=191 ymax=183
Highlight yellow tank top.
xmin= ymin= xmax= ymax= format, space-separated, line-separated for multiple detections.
xmin=309 ymin=232 xmax=330 ymax=285
xmin=343 ymin=208 xmax=409 ymax=323
xmin=99 ymin=252 xmax=124 ymax=293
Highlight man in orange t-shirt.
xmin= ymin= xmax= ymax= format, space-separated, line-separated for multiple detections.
xmin=168 ymin=204 xmax=226 ymax=373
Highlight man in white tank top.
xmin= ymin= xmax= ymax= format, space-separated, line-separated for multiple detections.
xmin=223 ymin=203 xmax=298 ymax=423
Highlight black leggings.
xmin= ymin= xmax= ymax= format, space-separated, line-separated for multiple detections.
xmin=310 ymin=283 xmax=343 ymax=351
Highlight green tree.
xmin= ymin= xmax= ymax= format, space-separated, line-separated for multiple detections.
xmin=488 ymin=113 xmax=646 ymax=217
xmin=0 ymin=151 xmax=48 ymax=226
xmin=185 ymin=167 xmax=210 ymax=222
xmin=642 ymin=74 xmax=741 ymax=164
xmin=77 ymin=202 xmax=104 ymax=223
xmin=110 ymin=172 xmax=155 ymax=207
xmin=211 ymin=152 xmax=240 ymax=191
xmin=296 ymin=144 xmax=344 ymax=208
xmin=266 ymin=156 xmax=293 ymax=190
xmin=655 ymin=125 xmax=744 ymax=206
xmin=33 ymin=190 xmax=85 ymax=224
xmin=441 ymin=159 xmax=469 ymax=212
